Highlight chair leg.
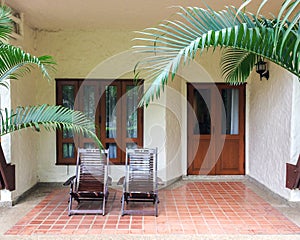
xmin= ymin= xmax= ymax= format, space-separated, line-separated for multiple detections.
xmin=155 ymin=196 xmax=158 ymax=217
xmin=68 ymin=195 xmax=73 ymax=216
xmin=121 ymin=193 xmax=125 ymax=216
xmin=102 ymin=195 xmax=106 ymax=216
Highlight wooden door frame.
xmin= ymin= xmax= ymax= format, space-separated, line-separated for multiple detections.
xmin=187 ymin=83 xmax=246 ymax=175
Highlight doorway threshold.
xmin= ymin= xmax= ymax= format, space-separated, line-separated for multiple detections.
xmin=182 ymin=175 xmax=246 ymax=182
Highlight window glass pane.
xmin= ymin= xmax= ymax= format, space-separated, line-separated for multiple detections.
xmin=63 ymin=143 xmax=74 ymax=158
xmin=62 ymin=86 xmax=74 ymax=109
xmin=222 ymin=89 xmax=239 ymax=135
xmin=62 ymin=85 xmax=74 ymax=139
xmin=194 ymin=89 xmax=211 ymax=135
xmin=83 ymin=85 xmax=95 ymax=119
xmin=106 ymin=143 xmax=117 ymax=159
xmin=84 ymin=143 xmax=95 ymax=149
xmin=126 ymin=142 xmax=138 ymax=149
xmin=126 ymin=85 xmax=138 ymax=138
xmin=106 ymin=86 xmax=117 ymax=138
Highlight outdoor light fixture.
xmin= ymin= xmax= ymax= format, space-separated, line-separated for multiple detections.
xmin=255 ymin=58 xmax=269 ymax=80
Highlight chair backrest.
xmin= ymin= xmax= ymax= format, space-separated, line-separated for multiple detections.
xmin=125 ymin=148 xmax=158 ymax=193
xmin=75 ymin=148 xmax=109 ymax=193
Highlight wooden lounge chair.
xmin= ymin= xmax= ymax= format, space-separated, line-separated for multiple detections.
xmin=121 ymin=148 xmax=159 ymax=217
xmin=63 ymin=148 xmax=110 ymax=216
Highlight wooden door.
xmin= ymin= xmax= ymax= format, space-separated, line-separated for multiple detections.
xmin=187 ymin=83 xmax=245 ymax=175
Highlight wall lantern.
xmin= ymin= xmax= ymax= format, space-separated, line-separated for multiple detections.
xmin=255 ymin=57 xmax=269 ymax=80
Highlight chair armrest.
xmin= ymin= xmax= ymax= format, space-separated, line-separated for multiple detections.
xmin=107 ymin=176 xmax=112 ymax=186
xmin=157 ymin=177 xmax=164 ymax=186
xmin=63 ymin=175 xmax=76 ymax=186
xmin=117 ymin=176 xmax=125 ymax=185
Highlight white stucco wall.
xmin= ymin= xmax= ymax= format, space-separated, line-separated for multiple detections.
xmin=248 ymin=62 xmax=299 ymax=200
xmin=290 ymin=79 xmax=300 ymax=165
xmin=165 ymin=80 xmax=183 ymax=182
xmin=0 ymin=24 xmax=42 ymax=201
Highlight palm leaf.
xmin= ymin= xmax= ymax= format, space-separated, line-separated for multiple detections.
xmin=0 ymin=5 xmax=12 ymax=40
xmin=221 ymin=48 xmax=257 ymax=84
xmin=0 ymin=44 xmax=56 ymax=87
xmin=133 ymin=1 xmax=300 ymax=106
xmin=0 ymin=104 xmax=102 ymax=149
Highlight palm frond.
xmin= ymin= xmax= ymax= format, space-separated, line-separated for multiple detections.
xmin=133 ymin=1 xmax=299 ymax=106
xmin=0 ymin=5 xmax=12 ymax=40
xmin=0 ymin=44 xmax=56 ymax=87
xmin=0 ymin=104 xmax=102 ymax=149
xmin=221 ymin=48 xmax=257 ymax=84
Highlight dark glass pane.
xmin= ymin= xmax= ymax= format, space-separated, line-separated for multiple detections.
xmin=222 ymin=89 xmax=239 ymax=135
xmin=106 ymin=86 xmax=117 ymax=138
xmin=62 ymin=86 xmax=74 ymax=109
xmin=126 ymin=85 xmax=138 ymax=138
xmin=84 ymin=143 xmax=95 ymax=149
xmin=126 ymin=142 xmax=138 ymax=149
xmin=194 ymin=89 xmax=211 ymax=135
xmin=106 ymin=143 xmax=117 ymax=159
xmin=83 ymin=85 xmax=95 ymax=119
xmin=63 ymin=129 xmax=73 ymax=139
xmin=63 ymin=143 xmax=74 ymax=158
xmin=62 ymin=85 xmax=75 ymax=139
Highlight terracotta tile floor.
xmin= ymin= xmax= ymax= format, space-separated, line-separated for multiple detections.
xmin=5 ymin=181 xmax=300 ymax=235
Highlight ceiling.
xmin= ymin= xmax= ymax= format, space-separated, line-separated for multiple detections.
xmin=7 ymin=0 xmax=285 ymax=31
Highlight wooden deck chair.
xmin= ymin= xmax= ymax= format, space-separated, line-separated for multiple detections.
xmin=64 ymin=148 xmax=109 ymax=216
xmin=121 ymin=148 xmax=159 ymax=217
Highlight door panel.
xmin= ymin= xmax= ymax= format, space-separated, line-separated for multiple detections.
xmin=187 ymin=84 xmax=215 ymax=175
xmin=187 ymin=83 xmax=245 ymax=175
xmin=216 ymin=85 xmax=245 ymax=174
xmin=216 ymin=139 xmax=241 ymax=174
xmin=188 ymin=138 xmax=215 ymax=175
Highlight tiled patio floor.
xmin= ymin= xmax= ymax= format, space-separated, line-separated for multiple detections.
xmin=5 ymin=181 xmax=300 ymax=236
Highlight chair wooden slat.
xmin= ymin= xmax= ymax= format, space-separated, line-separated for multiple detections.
xmin=121 ymin=147 xmax=159 ymax=217
xmin=66 ymin=148 xmax=109 ymax=216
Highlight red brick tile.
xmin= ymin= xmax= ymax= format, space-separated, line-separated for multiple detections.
xmin=4 ymin=182 xmax=300 ymax=236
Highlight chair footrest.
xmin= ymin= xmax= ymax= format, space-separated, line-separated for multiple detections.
xmin=69 ymin=209 xmax=104 ymax=215
xmin=122 ymin=209 xmax=157 ymax=216
xmin=125 ymin=192 xmax=157 ymax=200
xmin=72 ymin=192 xmax=105 ymax=199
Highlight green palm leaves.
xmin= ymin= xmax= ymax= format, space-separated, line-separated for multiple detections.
xmin=134 ymin=0 xmax=300 ymax=105
xmin=0 ymin=104 xmax=102 ymax=148
xmin=0 ymin=6 xmax=56 ymax=87
xmin=0 ymin=5 xmax=13 ymax=40
xmin=0 ymin=6 xmax=101 ymax=148
xmin=0 ymin=44 xmax=56 ymax=87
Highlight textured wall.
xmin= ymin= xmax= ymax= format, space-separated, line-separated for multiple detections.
xmin=165 ymin=79 xmax=183 ymax=181
xmin=4 ymin=25 xmax=41 ymax=201
xmin=291 ymin=79 xmax=300 ymax=164
xmin=248 ymin=62 xmax=297 ymax=200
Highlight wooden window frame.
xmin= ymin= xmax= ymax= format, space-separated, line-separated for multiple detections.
xmin=56 ymin=79 xmax=143 ymax=165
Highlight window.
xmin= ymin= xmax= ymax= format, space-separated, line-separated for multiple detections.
xmin=8 ymin=6 xmax=23 ymax=40
xmin=56 ymin=79 xmax=143 ymax=165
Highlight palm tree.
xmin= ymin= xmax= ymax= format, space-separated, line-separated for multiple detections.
xmin=0 ymin=6 xmax=101 ymax=148
xmin=133 ymin=0 xmax=299 ymax=105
